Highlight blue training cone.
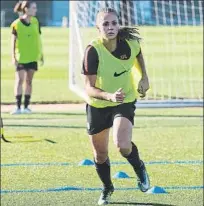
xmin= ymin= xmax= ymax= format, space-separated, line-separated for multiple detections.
xmin=113 ymin=171 xmax=130 ymax=179
xmin=78 ymin=159 xmax=94 ymax=166
xmin=146 ymin=186 xmax=167 ymax=194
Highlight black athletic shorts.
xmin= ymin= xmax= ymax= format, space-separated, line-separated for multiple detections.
xmin=86 ymin=100 xmax=137 ymax=135
xmin=16 ymin=62 xmax=38 ymax=71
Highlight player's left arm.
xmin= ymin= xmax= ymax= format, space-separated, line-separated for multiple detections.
xmin=39 ymin=20 xmax=44 ymax=65
xmin=34 ymin=16 xmax=44 ymax=65
xmin=136 ymin=49 xmax=150 ymax=97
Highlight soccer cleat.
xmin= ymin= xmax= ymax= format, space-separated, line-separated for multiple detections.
xmin=22 ymin=108 xmax=32 ymax=114
xmin=98 ymin=185 xmax=114 ymax=205
xmin=10 ymin=108 xmax=21 ymax=115
xmin=136 ymin=160 xmax=150 ymax=192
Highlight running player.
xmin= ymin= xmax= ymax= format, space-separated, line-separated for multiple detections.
xmin=11 ymin=1 xmax=43 ymax=114
xmin=82 ymin=8 xmax=150 ymax=205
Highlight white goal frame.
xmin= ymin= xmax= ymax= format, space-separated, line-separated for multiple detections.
xmin=69 ymin=1 xmax=203 ymax=108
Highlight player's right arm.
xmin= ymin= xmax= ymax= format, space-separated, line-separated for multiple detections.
xmin=82 ymin=46 xmax=125 ymax=103
xmin=84 ymin=74 xmax=112 ymax=101
xmin=11 ymin=22 xmax=18 ymax=66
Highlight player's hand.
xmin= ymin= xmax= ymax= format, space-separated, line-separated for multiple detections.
xmin=40 ymin=54 xmax=44 ymax=66
xmin=137 ymin=75 xmax=149 ymax=98
xmin=12 ymin=57 xmax=18 ymax=67
xmin=110 ymin=88 xmax=125 ymax=103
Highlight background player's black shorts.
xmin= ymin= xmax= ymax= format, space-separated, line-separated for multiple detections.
xmin=86 ymin=100 xmax=137 ymax=135
xmin=16 ymin=62 xmax=38 ymax=71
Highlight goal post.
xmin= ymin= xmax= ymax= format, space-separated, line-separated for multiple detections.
xmin=69 ymin=0 xmax=203 ymax=108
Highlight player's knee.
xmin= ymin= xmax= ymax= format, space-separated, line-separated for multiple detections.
xmin=16 ymin=78 xmax=24 ymax=86
xmin=94 ymin=151 xmax=108 ymax=164
xmin=119 ymin=148 xmax=131 ymax=157
xmin=113 ymin=139 xmax=131 ymax=156
xmin=26 ymin=79 xmax=32 ymax=86
xmin=113 ymin=137 xmax=130 ymax=149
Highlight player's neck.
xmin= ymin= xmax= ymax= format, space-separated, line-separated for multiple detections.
xmin=21 ymin=14 xmax=31 ymax=23
xmin=102 ymin=38 xmax=117 ymax=52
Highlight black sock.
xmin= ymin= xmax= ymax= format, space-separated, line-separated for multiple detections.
xmin=123 ymin=142 xmax=142 ymax=172
xmin=24 ymin=95 xmax=31 ymax=109
xmin=94 ymin=157 xmax=113 ymax=189
xmin=15 ymin=95 xmax=22 ymax=109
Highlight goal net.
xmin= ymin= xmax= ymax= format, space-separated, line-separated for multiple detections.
xmin=69 ymin=0 xmax=203 ymax=107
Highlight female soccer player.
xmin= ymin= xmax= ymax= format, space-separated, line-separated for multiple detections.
xmin=10 ymin=1 xmax=43 ymax=114
xmin=82 ymin=8 xmax=150 ymax=205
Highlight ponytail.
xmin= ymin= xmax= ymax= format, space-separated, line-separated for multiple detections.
xmin=13 ymin=1 xmax=34 ymax=14
xmin=14 ymin=2 xmax=23 ymax=13
xmin=118 ymin=26 xmax=142 ymax=42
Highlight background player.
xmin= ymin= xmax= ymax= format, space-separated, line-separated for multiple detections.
xmin=11 ymin=1 xmax=44 ymax=114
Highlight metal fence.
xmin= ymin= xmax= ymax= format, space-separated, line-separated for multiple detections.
xmin=1 ymin=1 xmax=203 ymax=27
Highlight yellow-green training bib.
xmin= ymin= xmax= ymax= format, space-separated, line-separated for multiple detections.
xmin=87 ymin=38 xmax=142 ymax=108
xmin=10 ymin=17 xmax=41 ymax=63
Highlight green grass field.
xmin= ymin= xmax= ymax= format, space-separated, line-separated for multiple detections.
xmin=1 ymin=26 xmax=203 ymax=206
xmin=1 ymin=26 xmax=203 ymax=103
xmin=1 ymin=27 xmax=81 ymax=103
xmin=1 ymin=107 xmax=203 ymax=206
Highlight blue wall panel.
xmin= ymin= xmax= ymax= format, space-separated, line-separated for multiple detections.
xmin=51 ymin=1 xmax=69 ymax=26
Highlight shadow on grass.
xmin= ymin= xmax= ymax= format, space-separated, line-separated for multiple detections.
xmin=4 ymin=124 xmax=200 ymax=129
xmin=136 ymin=114 xmax=202 ymax=118
xmin=34 ymin=112 xmax=85 ymax=116
xmin=110 ymin=202 xmax=175 ymax=206
xmin=1 ymin=135 xmax=57 ymax=144
xmin=2 ymin=112 xmax=85 ymax=116
xmin=1 ymin=139 xmax=56 ymax=144
xmin=5 ymin=124 xmax=86 ymax=129
xmin=2 ymin=113 xmax=202 ymax=118
xmin=2 ymin=117 xmax=79 ymax=120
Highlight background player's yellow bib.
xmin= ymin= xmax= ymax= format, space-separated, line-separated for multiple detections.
xmin=11 ymin=17 xmax=41 ymax=63
xmin=87 ymin=38 xmax=142 ymax=108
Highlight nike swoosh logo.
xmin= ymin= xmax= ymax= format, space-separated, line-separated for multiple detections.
xmin=114 ymin=70 xmax=127 ymax=77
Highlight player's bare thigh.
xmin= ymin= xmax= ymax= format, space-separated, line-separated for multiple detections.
xmin=89 ymin=128 xmax=110 ymax=164
xmin=112 ymin=117 xmax=132 ymax=156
